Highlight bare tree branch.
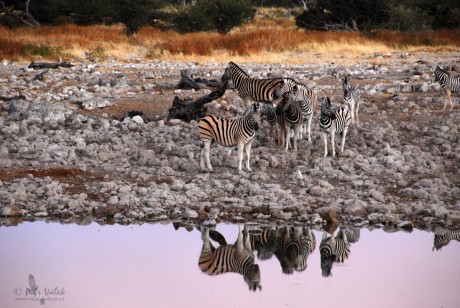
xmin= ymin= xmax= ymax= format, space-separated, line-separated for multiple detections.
xmin=0 ymin=0 xmax=40 ymax=27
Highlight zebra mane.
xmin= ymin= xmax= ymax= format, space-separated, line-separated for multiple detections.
xmin=229 ymin=61 xmax=249 ymax=77
xmin=436 ymin=65 xmax=449 ymax=75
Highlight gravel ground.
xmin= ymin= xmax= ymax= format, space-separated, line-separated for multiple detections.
xmin=0 ymin=50 xmax=459 ymax=230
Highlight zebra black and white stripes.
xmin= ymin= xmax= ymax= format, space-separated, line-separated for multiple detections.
xmin=278 ymin=77 xmax=317 ymax=143
xmin=198 ymin=102 xmax=261 ymax=172
xmin=260 ymin=102 xmax=280 ymax=144
xmin=342 ymin=76 xmax=361 ymax=126
xmin=433 ymin=230 xmax=460 ymax=251
xmin=319 ymin=96 xmax=351 ymax=157
xmin=199 ymin=225 xmax=262 ymax=291
xmin=222 ymin=61 xmax=285 ymax=106
xmin=276 ymin=92 xmax=303 ymax=151
xmin=434 ymin=65 xmax=459 ymax=110
xmin=319 ymin=230 xmax=351 ymax=277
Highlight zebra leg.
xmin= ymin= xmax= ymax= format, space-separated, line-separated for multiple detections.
xmin=203 ymin=141 xmax=213 ymax=172
xmin=322 ymin=132 xmax=328 ymax=157
xmin=355 ymin=103 xmax=360 ymax=127
xmin=237 ymin=142 xmax=245 ymax=172
xmin=330 ymin=130 xmax=336 ymax=157
xmin=339 ymin=126 xmax=348 ymax=156
xmin=244 ymin=141 xmax=253 ymax=171
xmin=293 ymin=126 xmax=300 ymax=150
xmin=447 ymin=88 xmax=453 ymax=111
xmin=285 ymin=127 xmax=290 ymax=151
xmin=306 ymin=114 xmax=313 ymax=143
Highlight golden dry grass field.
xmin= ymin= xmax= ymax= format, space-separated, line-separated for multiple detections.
xmin=1 ymin=14 xmax=459 ymax=65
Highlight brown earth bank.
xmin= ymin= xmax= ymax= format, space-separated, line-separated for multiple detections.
xmin=0 ymin=50 xmax=459 ymax=230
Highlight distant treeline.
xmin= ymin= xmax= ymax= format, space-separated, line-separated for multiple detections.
xmin=1 ymin=0 xmax=459 ymax=35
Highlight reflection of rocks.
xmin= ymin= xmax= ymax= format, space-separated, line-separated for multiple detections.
xmin=1 ymin=52 xmax=460 ymax=227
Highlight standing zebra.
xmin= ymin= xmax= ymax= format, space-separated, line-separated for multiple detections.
xmin=434 ymin=65 xmax=459 ymax=111
xmin=260 ymin=103 xmax=280 ymax=145
xmin=319 ymin=230 xmax=351 ymax=277
xmin=276 ymin=92 xmax=303 ymax=151
xmin=222 ymin=61 xmax=285 ymax=107
xmin=198 ymin=225 xmax=262 ymax=291
xmin=319 ymin=96 xmax=351 ymax=157
xmin=198 ymin=102 xmax=261 ymax=173
xmin=279 ymin=77 xmax=317 ymax=143
xmin=432 ymin=230 xmax=460 ymax=251
xmin=342 ymin=76 xmax=361 ymax=126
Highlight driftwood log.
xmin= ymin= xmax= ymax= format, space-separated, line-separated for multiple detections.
xmin=168 ymin=80 xmax=228 ymax=122
xmin=28 ymin=61 xmax=74 ymax=70
xmin=177 ymin=69 xmax=222 ymax=90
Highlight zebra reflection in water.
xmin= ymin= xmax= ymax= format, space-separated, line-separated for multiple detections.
xmin=198 ymin=225 xmax=262 ymax=291
xmin=433 ymin=230 xmax=460 ymax=251
xmin=274 ymin=226 xmax=316 ymax=274
xmin=320 ymin=226 xmax=360 ymax=277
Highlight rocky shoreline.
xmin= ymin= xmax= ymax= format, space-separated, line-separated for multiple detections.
xmin=1 ymin=51 xmax=459 ymax=229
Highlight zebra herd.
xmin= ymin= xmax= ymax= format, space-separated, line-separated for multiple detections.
xmin=199 ymin=61 xmax=458 ymax=173
xmin=197 ymin=224 xmax=360 ymax=290
xmin=198 ymin=61 xmax=359 ymax=173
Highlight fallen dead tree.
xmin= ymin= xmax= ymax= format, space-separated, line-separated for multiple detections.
xmin=167 ymin=80 xmax=228 ymax=122
xmin=176 ymin=69 xmax=221 ymax=90
xmin=28 ymin=61 xmax=74 ymax=70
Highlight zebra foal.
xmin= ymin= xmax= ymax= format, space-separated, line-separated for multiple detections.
xmin=198 ymin=102 xmax=261 ymax=173
xmin=319 ymin=96 xmax=351 ymax=157
xmin=222 ymin=61 xmax=285 ymax=106
xmin=342 ymin=76 xmax=361 ymax=126
xmin=434 ymin=65 xmax=459 ymax=111
xmin=276 ymin=92 xmax=303 ymax=151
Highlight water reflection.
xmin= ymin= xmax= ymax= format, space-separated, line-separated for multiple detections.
xmin=199 ymin=225 xmax=262 ymax=291
xmin=273 ymin=226 xmax=316 ymax=274
xmin=1 ymin=221 xmax=460 ymax=307
xmin=319 ymin=226 xmax=360 ymax=277
xmin=433 ymin=230 xmax=460 ymax=251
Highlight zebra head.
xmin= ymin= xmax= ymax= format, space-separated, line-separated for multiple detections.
xmin=434 ymin=65 xmax=446 ymax=83
xmin=244 ymin=264 xmax=262 ymax=292
xmin=342 ymin=76 xmax=351 ymax=92
xmin=222 ymin=61 xmax=248 ymax=82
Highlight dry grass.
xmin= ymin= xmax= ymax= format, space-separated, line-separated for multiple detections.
xmin=1 ymin=18 xmax=459 ymax=64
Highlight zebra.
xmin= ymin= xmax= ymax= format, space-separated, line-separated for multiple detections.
xmin=276 ymin=92 xmax=303 ymax=151
xmin=319 ymin=230 xmax=351 ymax=277
xmin=337 ymin=226 xmax=360 ymax=244
xmin=278 ymin=77 xmax=317 ymax=143
xmin=198 ymin=102 xmax=261 ymax=173
xmin=341 ymin=76 xmax=361 ymax=126
xmin=432 ymin=230 xmax=460 ymax=251
xmin=248 ymin=227 xmax=277 ymax=261
xmin=221 ymin=61 xmax=285 ymax=107
xmin=274 ymin=226 xmax=316 ymax=274
xmin=434 ymin=65 xmax=459 ymax=111
xmin=260 ymin=102 xmax=281 ymax=145
xmin=319 ymin=96 xmax=351 ymax=157
xmin=198 ymin=225 xmax=262 ymax=291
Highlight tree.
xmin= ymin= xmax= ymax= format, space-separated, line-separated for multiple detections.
xmin=0 ymin=0 xmax=40 ymax=27
xmin=203 ymin=0 xmax=256 ymax=34
xmin=295 ymin=0 xmax=388 ymax=31
xmin=163 ymin=0 xmax=255 ymax=35
xmin=112 ymin=0 xmax=163 ymax=35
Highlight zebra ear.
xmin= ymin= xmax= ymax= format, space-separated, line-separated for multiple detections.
xmin=326 ymin=97 xmax=331 ymax=105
